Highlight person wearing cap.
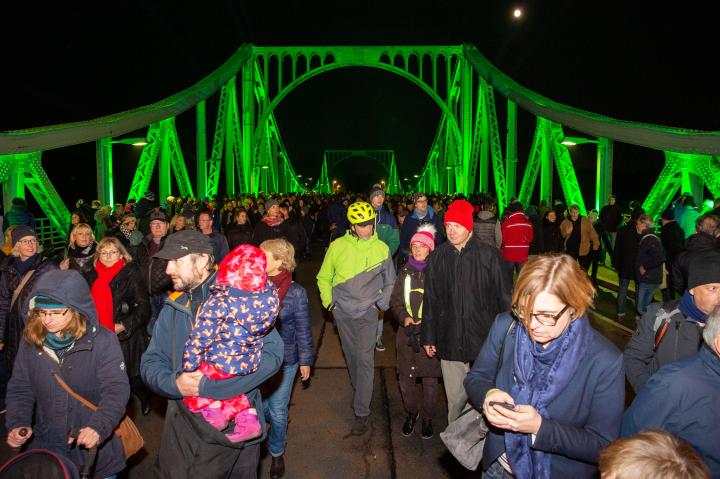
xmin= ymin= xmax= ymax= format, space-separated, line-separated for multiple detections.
xmin=368 ymin=186 xmax=399 ymax=352
xmin=135 ymin=210 xmax=174 ymax=334
xmin=672 ymin=213 xmax=720 ymax=293
xmin=0 ymin=225 xmax=57 ymax=372
xmin=621 ymin=307 xmax=720 ymax=477
xmin=420 ymin=199 xmax=511 ymax=423
xmin=5 ymin=269 xmax=130 ymax=479
xmin=316 ymin=201 xmax=396 ymax=436
xmin=197 ymin=210 xmax=230 ymax=264
xmin=398 ymin=192 xmax=444 ymax=266
xmin=135 ymin=190 xmax=158 ymax=236
xmin=141 ymin=230 xmax=284 ymax=478
xmin=389 ymin=224 xmax=442 ymax=440
xmin=251 ymin=199 xmax=291 ymax=249
xmin=624 ymin=252 xmax=720 ymax=393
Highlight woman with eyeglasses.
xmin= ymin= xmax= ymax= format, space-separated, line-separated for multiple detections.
xmin=60 ymin=223 xmax=97 ymax=276
xmin=5 ymin=269 xmax=129 ymax=479
xmin=86 ymin=237 xmax=151 ymax=415
xmin=0 ymin=225 xmax=57 ymax=372
xmin=464 ymin=254 xmax=624 ymax=478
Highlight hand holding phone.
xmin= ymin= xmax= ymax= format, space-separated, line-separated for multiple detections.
xmin=488 ymin=401 xmax=516 ymax=410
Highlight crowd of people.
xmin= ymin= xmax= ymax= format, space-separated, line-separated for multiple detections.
xmin=0 ymin=186 xmax=718 ymax=478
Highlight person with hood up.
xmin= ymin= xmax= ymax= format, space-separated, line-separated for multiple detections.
xmin=182 ymin=244 xmax=280 ymax=443
xmin=5 ymin=269 xmax=130 ymax=479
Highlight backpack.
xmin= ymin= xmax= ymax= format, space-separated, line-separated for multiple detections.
xmin=652 ymin=301 xmax=681 ymax=351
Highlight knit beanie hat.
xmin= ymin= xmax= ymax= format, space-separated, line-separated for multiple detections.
xmin=217 ymin=244 xmax=268 ymax=292
xmin=369 ymin=187 xmax=385 ymax=203
xmin=265 ymin=199 xmax=279 ymax=211
xmin=444 ymin=200 xmax=474 ymax=233
xmin=12 ymin=225 xmax=37 ymax=246
xmin=32 ymin=295 xmax=67 ymax=310
xmin=688 ymin=252 xmax=720 ymax=290
xmin=410 ymin=224 xmax=437 ymax=252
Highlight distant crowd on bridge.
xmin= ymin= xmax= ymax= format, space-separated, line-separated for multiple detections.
xmin=0 ymin=186 xmax=718 ymax=478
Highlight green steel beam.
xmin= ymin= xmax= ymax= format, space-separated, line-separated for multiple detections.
xmin=550 ymin=123 xmax=586 ymax=215
xmin=159 ymin=126 xmax=171 ymax=201
xmin=506 ymin=100 xmax=518 ymax=200
xmin=517 ymin=118 xmax=547 ymax=208
xmin=482 ymin=79 xmax=508 ymax=208
xmin=164 ymin=118 xmax=194 ymax=199
xmin=540 ymin=124 xmax=553 ymax=206
xmin=241 ymin=61 xmax=255 ymax=193
xmin=207 ymin=83 xmax=229 ymax=197
xmin=0 ymin=156 xmax=26 ymax=214
xmin=96 ymin=138 xmax=113 ymax=206
xmin=224 ymin=77 xmax=237 ymax=195
xmin=127 ymin=123 xmax=161 ymax=202
xmin=595 ymin=138 xmax=613 ymax=211
xmin=196 ymin=100 xmax=207 ymax=198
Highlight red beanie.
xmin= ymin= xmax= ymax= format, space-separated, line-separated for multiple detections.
xmin=217 ymin=244 xmax=267 ymax=291
xmin=444 ymin=200 xmax=474 ymax=233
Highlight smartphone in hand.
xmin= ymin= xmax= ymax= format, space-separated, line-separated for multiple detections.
xmin=488 ymin=401 xmax=516 ymax=410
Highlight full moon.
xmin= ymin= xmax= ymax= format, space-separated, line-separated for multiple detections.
xmin=513 ymin=8 xmax=523 ymax=18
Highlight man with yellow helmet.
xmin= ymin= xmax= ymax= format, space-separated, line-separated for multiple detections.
xmin=316 ymin=201 xmax=396 ymax=436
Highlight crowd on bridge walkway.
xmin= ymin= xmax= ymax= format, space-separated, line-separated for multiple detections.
xmin=0 ymin=185 xmax=718 ymax=478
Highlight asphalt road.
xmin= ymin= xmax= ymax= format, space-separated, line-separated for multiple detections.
xmin=0 ymin=245 xmax=634 ymax=478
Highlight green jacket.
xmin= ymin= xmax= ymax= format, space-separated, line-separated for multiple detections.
xmin=317 ymin=231 xmax=396 ymax=317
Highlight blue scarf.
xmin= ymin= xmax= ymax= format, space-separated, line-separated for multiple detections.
xmin=679 ymin=290 xmax=707 ymax=324
xmin=44 ymin=332 xmax=75 ymax=351
xmin=505 ymin=316 xmax=591 ymax=479
xmin=407 ymin=257 xmax=427 ymax=272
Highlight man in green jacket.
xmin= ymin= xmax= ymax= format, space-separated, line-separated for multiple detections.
xmin=317 ymin=201 xmax=396 ymax=436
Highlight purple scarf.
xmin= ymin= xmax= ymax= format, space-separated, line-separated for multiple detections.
xmin=407 ymin=257 xmax=427 ymax=271
xmin=505 ymin=315 xmax=591 ymax=479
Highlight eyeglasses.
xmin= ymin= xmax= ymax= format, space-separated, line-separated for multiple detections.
xmin=511 ymin=303 xmax=571 ymax=326
xmin=38 ymin=309 xmax=68 ymax=319
xmin=17 ymin=239 xmax=38 ymax=245
xmin=99 ymin=250 xmax=120 ymax=257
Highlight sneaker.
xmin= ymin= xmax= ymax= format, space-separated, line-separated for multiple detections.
xmin=402 ymin=412 xmax=419 ymax=437
xmin=350 ymin=415 xmax=369 ymax=436
xmin=421 ymin=418 xmax=433 ymax=439
xmin=375 ymin=337 xmax=386 ymax=352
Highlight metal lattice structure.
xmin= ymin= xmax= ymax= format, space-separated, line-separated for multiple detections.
xmin=4 ymin=43 xmax=720 ymax=240
xmin=322 ymin=150 xmax=403 ymax=194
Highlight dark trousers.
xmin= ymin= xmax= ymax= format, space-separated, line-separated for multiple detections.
xmin=398 ymin=376 xmax=439 ymax=419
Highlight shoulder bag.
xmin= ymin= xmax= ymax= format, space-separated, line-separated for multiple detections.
xmin=52 ymin=372 xmax=144 ymax=459
xmin=440 ymin=320 xmax=516 ymax=470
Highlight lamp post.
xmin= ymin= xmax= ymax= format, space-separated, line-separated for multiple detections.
xmin=96 ymin=137 xmax=147 ymax=206
xmin=561 ymin=136 xmax=613 ymax=211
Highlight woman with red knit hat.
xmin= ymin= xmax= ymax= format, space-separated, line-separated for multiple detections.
xmin=390 ymin=223 xmax=442 ymax=439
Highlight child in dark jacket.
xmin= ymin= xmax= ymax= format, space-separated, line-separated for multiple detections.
xmin=183 ymin=244 xmax=280 ymax=442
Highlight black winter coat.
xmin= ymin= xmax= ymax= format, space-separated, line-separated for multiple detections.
xmin=135 ymin=235 xmax=173 ymax=295
xmin=5 ymin=269 xmax=130 ymax=478
xmin=225 ymin=222 xmax=254 ymax=251
xmin=636 ymin=231 xmax=666 ymax=284
xmin=0 ymin=254 xmax=57 ymax=369
xmin=672 ymin=232 xmax=719 ymax=292
xmin=86 ymin=261 xmax=150 ymax=377
xmin=420 ymin=237 xmax=512 ymax=362
xmin=660 ymin=220 xmax=686 ymax=263
xmin=540 ymin=218 xmax=564 ymax=253
xmin=613 ymin=222 xmax=639 ymax=280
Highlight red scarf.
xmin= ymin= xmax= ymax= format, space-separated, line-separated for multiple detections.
xmin=91 ymin=259 xmax=126 ymax=331
xmin=262 ymin=215 xmax=284 ymax=227
xmin=270 ymin=269 xmax=292 ymax=307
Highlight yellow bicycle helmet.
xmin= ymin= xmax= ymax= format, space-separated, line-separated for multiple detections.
xmin=347 ymin=201 xmax=376 ymax=225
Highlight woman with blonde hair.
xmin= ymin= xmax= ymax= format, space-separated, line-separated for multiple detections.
xmin=169 ymin=213 xmax=188 ymax=233
xmin=464 ymin=254 xmax=624 ymax=478
xmin=259 ymin=238 xmax=313 ymax=478
xmin=86 ymin=237 xmax=151 ymax=415
xmin=60 ymin=223 xmax=97 ymax=275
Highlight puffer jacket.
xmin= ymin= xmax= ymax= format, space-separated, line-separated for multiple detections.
xmin=501 ymin=211 xmax=534 ymax=262
xmin=5 ymin=269 xmax=129 ymax=478
xmin=86 ymin=261 xmax=150 ymax=378
xmin=472 ymin=211 xmax=502 ymax=248
xmin=374 ymin=206 xmax=400 ymax=256
xmin=0 ymin=254 xmax=58 ymax=369
xmin=275 ymin=282 xmax=314 ymax=366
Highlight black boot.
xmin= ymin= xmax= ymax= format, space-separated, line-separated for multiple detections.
xmin=402 ymin=412 xmax=419 ymax=437
xmin=421 ymin=418 xmax=433 ymax=439
xmin=270 ymin=454 xmax=285 ymax=478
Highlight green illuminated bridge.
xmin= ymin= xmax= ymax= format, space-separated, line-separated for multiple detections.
xmin=2 ymin=44 xmax=720 ymax=240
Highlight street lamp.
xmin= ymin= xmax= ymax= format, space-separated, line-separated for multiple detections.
xmin=561 ymin=136 xmax=612 ymax=211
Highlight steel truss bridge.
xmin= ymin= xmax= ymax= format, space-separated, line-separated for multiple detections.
xmin=2 ymin=44 xmax=720 ymax=240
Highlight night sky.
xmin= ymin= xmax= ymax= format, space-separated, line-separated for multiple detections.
xmin=2 ymin=1 xmax=718 ymax=209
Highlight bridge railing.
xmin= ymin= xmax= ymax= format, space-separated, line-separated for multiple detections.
xmin=34 ymin=217 xmax=67 ymax=253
